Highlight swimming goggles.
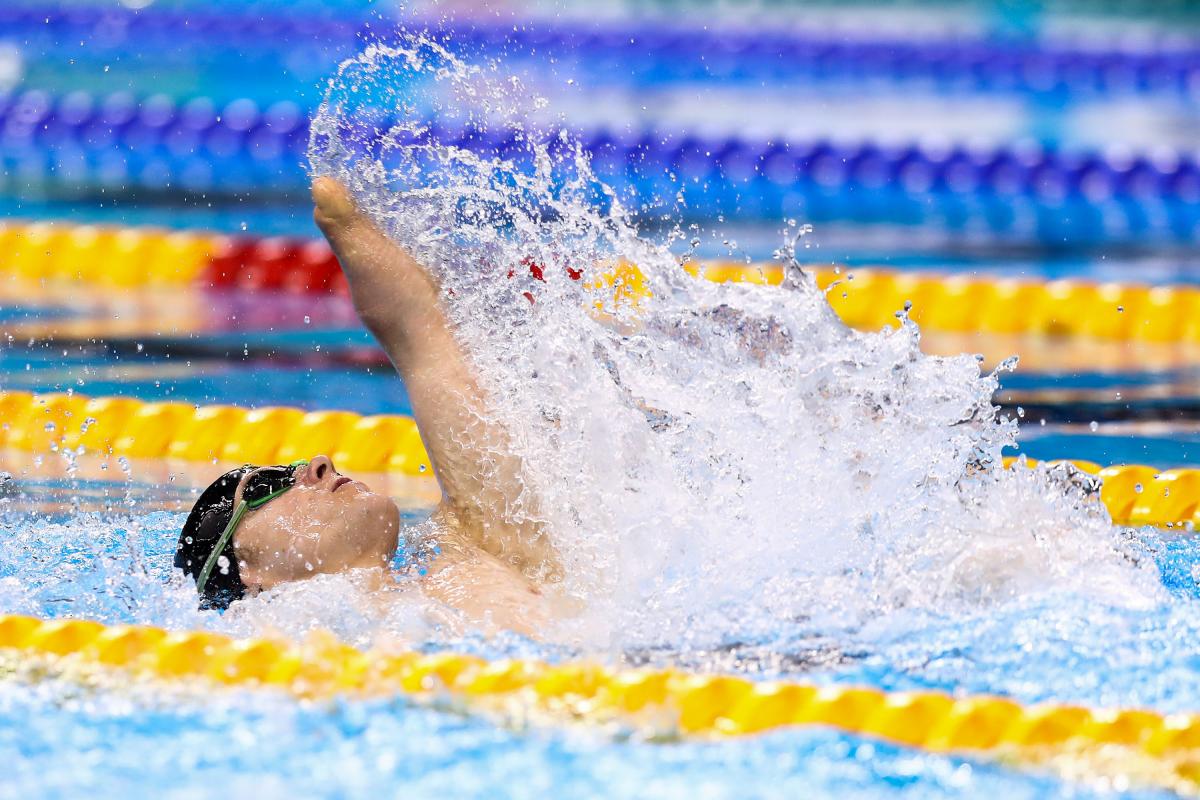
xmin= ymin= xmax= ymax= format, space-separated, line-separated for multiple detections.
xmin=195 ymin=459 xmax=308 ymax=595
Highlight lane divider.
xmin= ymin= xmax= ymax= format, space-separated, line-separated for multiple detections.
xmin=0 ymin=390 xmax=430 ymax=477
xmin=5 ymin=220 xmax=1200 ymax=343
xmin=0 ymin=221 xmax=223 ymax=288
xmin=1 ymin=612 xmax=1199 ymax=792
xmin=1001 ymin=456 xmax=1200 ymax=529
xmin=0 ymin=389 xmax=1195 ymax=527
xmin=695 ymin=263 xmax=1200 ymax=344
xmin=8 ymin=87 xmax=1200 ymax=239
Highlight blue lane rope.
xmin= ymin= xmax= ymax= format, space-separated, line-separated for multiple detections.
xmin=8 ymin=4 xmax=1200 ymax=101
xmin=5 ymin=87 xmax=1200 ymax=242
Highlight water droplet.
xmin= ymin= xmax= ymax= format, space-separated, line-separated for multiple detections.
xmin=1089 ymin=421 xmax=1099 ymax=432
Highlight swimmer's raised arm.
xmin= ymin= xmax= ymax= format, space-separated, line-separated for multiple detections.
xmin=311 ymin=177 xmax=561 ymax=582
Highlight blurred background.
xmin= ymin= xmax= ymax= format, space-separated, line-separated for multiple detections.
xmin=5 ymin=0 xmax=1200 ymax=467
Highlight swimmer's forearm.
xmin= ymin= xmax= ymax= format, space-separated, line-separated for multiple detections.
xmin=311 ymin=178 xmax=446 ymax=371
xmin=312 ymin=178 xmax=484 ymax=477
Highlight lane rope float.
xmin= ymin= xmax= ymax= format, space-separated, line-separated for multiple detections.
xmin=0 ymin=389 xmax=1195 ymax=527
xmin=0 ymin=389 xmax=430 ymax=477
xmin=5 ymin=219 xmax=1200 ymax=343
xmin=2 ymin=612 xmax=1200 ymax=793
xmin=7 ymin=88 xmax=1200 ymax=240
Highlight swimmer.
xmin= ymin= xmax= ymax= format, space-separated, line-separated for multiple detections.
xmin=175 ymin=177 xmax=562 ymax=637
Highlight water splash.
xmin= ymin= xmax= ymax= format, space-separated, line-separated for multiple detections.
xmin=306 ymin=36 xmax=1161 ymax=651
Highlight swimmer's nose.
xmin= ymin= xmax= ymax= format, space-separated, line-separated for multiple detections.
xmin=301 ymin=455 xmax=338 ymax=488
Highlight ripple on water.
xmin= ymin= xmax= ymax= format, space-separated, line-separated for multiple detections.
xmin=0 ymin=671 xmax=1176 ymax=800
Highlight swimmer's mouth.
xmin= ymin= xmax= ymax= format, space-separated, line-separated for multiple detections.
xmin=331 ymin=476 xmax=353 ymax=492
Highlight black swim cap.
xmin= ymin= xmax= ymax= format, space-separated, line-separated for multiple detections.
xmin=174 ymin=465 xmax=256 ymax=610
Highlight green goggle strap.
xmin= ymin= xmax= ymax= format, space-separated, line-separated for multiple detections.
xmin=196 ymin=499 xmax=249 ymax=596
xmin=194 ymin=462 xmax=306 ymax=596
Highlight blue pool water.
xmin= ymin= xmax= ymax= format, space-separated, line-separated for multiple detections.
xmin=1 ymin=471 xmax=1199 ymax=798
xmin=7 ymin=180 xmax=1200 ymax=800
xmin=13 ymin=680 xmax=1168 ymax=800
xmin=12 ymin=1 xmax=1200 ymax=797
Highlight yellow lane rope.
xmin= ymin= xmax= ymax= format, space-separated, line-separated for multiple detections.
xmin=754 ymin=265 xmax=1200 ymax=345
xmin=0 ymin=221 xmax=220 ymax=287
xmin=2 ymin=613 xmax=1200 ymax=792
xmin=0 ymin=389 xmax=1193 ymax=527
xmin=0 ymin=389 xmax=430 ymax=476
xmin=3 ymin=219 xmax=1200 ymax=343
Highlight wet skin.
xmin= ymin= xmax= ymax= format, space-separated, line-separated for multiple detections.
xmin=217 ymin=178 xmax=562 ymax=638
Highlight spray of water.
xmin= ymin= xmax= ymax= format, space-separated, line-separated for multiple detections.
xmin=305 ymin=36 xmax=1162 ymax=652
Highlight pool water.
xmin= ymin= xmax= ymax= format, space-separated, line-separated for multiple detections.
xmin=10 ymin=1 xmax=1200 ymax=797
xmin=3 ymin=469 xmax=1200 ymax=798
xmin=4 ymin=216 xmax=1200 ymax=796
xmin=13 ymin=677 xmax=1163 ymax=800
xmin=3 ymin=257 xmax=1200 ymax=796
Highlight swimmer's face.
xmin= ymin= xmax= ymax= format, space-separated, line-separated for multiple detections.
xmin=231 ymin=455 xmax=401 ymax=591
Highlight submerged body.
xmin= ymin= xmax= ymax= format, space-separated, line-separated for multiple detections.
xmin=176 ymin=178 xmax=562 ymax=638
